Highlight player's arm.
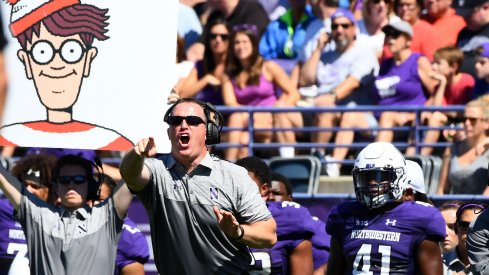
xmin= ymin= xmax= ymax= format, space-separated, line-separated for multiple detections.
xmin=416 ymin=239 xmax=442 ymax=275
xmin=120 ymin=262 xmax=145 ymax=275
xmin=326 ymin=237 xmax=346 ymax=275
xmin=120 ymin=137 xmax=155 ymax=192
xmin=0 ymin=163 xmax=23 ymax=210
xmin=290 ymin=239 xmax=313 ymax=275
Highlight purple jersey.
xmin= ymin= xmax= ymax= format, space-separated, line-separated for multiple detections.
xmin=311 ymin=216 xmax=330 ymax=270
xmin=0 ymin=197 xmax=27 ymax=273
xmin=250 ymin=201 xmax=315 ymax=274
xmin=327 ymin=201 xmax=445 ymax=274
xmin=115 ymin=217 xmax=150 ymax=275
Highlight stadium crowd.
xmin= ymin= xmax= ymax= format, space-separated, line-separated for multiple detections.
xmin=0 ymin=0 xmax=489 ymax=274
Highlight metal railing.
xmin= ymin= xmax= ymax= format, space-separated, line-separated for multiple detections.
xmin=214 ymin=105 xmax=466 ymax=161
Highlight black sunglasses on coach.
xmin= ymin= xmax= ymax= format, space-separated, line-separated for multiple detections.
xmin=166 ymin=116 xmax=205 ymax=126
xmin=58 ymin=175 xmax=87 ymax=185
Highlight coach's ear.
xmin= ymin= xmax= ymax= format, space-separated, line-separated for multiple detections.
xmin=17 ymin=49 xmax=33 ymax=79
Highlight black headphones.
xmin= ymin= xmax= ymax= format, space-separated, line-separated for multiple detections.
xmin=52 ymin=155 xmax=103 ymax=201
xmin=164 ymin=98 xmax=224 ymax=145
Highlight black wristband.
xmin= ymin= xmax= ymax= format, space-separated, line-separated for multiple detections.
xmin=231 ymin=225 xmax=244 ymax=240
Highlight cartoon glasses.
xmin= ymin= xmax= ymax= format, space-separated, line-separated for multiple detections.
xmin=27 ymin=39 xmax=88 ymax=65
xmin=58 ymin=175 xmax=87 ymax=185
xmin=166 ymin=116 xmax=205 ymax=126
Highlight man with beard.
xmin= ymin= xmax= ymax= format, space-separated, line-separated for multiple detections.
xmin=297 ymin=9 xmax=379 ymax=175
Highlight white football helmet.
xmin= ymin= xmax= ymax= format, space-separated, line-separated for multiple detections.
xmin=352 ymin=142 xmax=407 ymax=209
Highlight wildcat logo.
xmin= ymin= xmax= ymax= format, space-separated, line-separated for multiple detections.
xmin=210 ymin=187 xmax=219 ymax=201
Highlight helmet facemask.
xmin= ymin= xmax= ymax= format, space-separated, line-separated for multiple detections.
xmin=353 ymin=166 xmax=405 ymax=209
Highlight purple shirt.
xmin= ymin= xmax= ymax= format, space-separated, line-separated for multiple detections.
xmin=374 ymin=53 xmax=427 ymax=108
xmin=0 ymin=197 xmax=26 ymax=273
xmin=194 ymin=61 xmax=224 ymax=106
xmin=232 ymin=74 xmax=277 ymax=106
xmin=327 ymin=201 xmax=445 ymax=274
xmin=115 ymin=217 xmax=149 ymax=275
xmin=250 ymin=201 xmax=315 ymax=274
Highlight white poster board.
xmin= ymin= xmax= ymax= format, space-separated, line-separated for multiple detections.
xmin=0 ymin=0 xmax=176 ymax=153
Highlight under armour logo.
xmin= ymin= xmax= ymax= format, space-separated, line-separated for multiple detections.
xmin=210 ymin=187 xmax=218 ymax=201
xmin=385 ymin=219 xmax=397 ymax=226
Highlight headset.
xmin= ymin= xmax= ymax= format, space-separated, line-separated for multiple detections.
xmin=164 ymin=98 xmax=224 ymax=145
xmin=52 ymin=154 xmax=103 ymax=201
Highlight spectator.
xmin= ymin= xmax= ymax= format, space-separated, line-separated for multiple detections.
xmin=178 ymin=2 xmax=203 ymax=51
xmin=456 ymin=0 xmax=489 ymax=78
xmin=235 ymin=156 xmax=315 ymax=275
xmin=445 ymin=203 xmax=484 ymax=274
xmin=299 ymin=9 xmax=379 ymax=171
xmin=326 ymin=142 xmax=446 ymax=274
xmin=390 ymin=0 xmax=441 ymax=60
xmin=221 ymin=26 xmax=300 ymax=160
xmin=95 ymin=173 xmax=149 ymax=275
xmin=0 ymin=154 xmax=133 ymax=274
xmin=439 ymin=201 xmax=463 ymax=273
xmin=422 ymin=0 xmax=466 ymax=47
xmin=357 ymin=0 xmax=400 ymax=59
xmin=438 ymin=95 xmax=489 ymax=194
xmin=0 ymin=154 xmax=56 ymax=274
xmin=119 ymin=98 xmax=277 ymax=274
xmin=467 ymin=203 xmax=489 ymax=274
xmin=269 ymin=172 xmax=330 ymax=275
xmin=180 ymin=18 xmax=230 ymax=105
xmin=473 ymin=43 xmax=489 ymax=99
xmin=259 ymin=0 xmax=316 ymax=61
xmin=413 ymin=46 xmax=474 ymax=156
xmin=187 ymin=0 xmax=270 ymax=61
xmin=326 ymin=21 xmax=435 ymax=176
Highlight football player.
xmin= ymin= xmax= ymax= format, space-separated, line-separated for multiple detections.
xmin=236 ymin=156 xmax=315 ymax=275
xmin=326 ymin=142 xmax=446 ymax=274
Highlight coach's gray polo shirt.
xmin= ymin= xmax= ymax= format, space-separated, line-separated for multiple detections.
xmin=15 ymin=191 xmax=124 ymax=275
xmin=138 ymin=153 xmax=272 ymax=274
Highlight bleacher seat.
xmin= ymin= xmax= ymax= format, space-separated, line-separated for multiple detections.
xmin=269 ymin=156 xmax=320 ymax=195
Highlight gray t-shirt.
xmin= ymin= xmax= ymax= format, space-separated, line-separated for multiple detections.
xmin=138 ymin=153 xmax=272 ymax=274
xmin=16 ymin=192 xmax=123 ymax=275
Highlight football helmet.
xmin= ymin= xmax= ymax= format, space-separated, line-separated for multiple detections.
xmin=352 ymin=142 xmax=407 ymax=209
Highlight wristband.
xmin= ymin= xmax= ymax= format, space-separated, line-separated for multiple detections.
xmin=231 ymin=225 xmax=244 ymax=240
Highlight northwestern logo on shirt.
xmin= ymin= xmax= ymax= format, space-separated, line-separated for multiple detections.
xmin=210 ymin=187 xmax=218 ymax=201
xmin=351 ymin=229 xmax=401 ymax=242
xmin=173 ymin=182 xmax=184 ymax=190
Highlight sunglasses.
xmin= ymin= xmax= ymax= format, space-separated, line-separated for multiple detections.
xmin=58 ymin=175 xmax=87 ymax=185
xmin=457 ymin=220 xmax=471 ymax=231
xmin=166 ymin=115 xmax=205 ymax=126
xmin=462 ymin=116 xmax=483 ymax=124
xmin=385 ymin=29 xmax=403 ymax=39
xmin=371 ymin=0 xmax=392 ymax=3
xmin=446 ymin=223 xmax=456 ymax=231
xmin=332 ymin=23 xmax=353 ymax=31
xmin=209 ymin=33 xmax=229 ymax=41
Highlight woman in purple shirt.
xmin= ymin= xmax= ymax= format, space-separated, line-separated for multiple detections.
xmin=222 ymin=25 xmax=300 ymax=161
xmin=326 ymin=20 xmax=436 ymax=176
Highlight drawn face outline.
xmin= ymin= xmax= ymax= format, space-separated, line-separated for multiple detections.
xmin=17 ymin=23 xmax=98 ymax=114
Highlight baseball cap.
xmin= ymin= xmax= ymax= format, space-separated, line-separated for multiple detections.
xmin=478 ymin=42 xmax=489 ymax=58
xmin=331 ymin=9 xmax=356 ymax=24
xmin=454 ymin=0 xmax=489 ymax=17
xmin=406 ymin=160 xmax=426 ymax=194
xmin=382 ymin=20 xmax=413 ymax=39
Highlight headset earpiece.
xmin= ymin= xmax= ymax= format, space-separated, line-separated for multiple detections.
xmin=164 ymin=98 xmax=223 ymax=145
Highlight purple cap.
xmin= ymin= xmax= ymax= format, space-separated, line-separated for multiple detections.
xmin=331 ymin=9 xmax=356 ymax=24
xmin=479 ymin=43 xmax=489 ymax=58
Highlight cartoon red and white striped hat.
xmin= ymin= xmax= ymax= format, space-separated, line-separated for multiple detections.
xmin=6 ymin=0 xmax=80 ymax=37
